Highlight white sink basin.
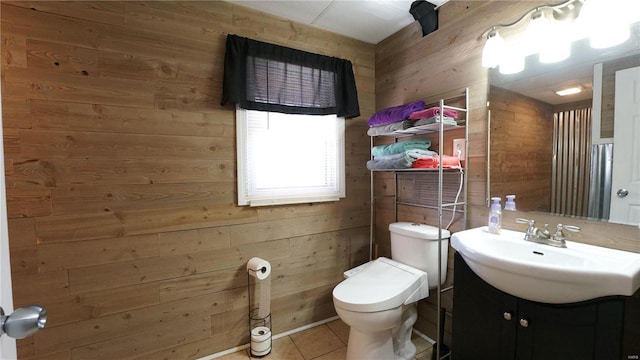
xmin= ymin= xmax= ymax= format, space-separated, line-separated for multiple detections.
xmin=451 ymin=226 xmax=640 ymax=304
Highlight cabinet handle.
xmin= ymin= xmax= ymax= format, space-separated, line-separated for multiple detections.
xmin=503 ymin=312 xmax=512 ymax=321
xmin=519 ymin=318 xmax=529 ymax=328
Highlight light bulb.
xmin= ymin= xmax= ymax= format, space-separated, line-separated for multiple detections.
xmin=499 ymin=51 xmax=524 ymax=75
xmin=539 ymin=21 xmax=571 ymax=63
xmin=482 ymin=29 xmax=505 ymax=68
xmin=579 ymin=0 xmax=632 ymax=48
xmin=590 ymin=23 xmax=630 ymax=48
xmin=525 ymin=9 xmax=550 ymax=54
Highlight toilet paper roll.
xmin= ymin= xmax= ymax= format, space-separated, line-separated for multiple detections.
xmin=247 ymin=257 xmax=271 ymax=280
xmin=247 ymin=257 xmax=271 ymax=318
xmin=250 ymin=326 xmax=272 ymax=355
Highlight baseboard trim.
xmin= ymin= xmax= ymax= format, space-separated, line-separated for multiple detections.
xmin=198 ymin=316 xmax=437 ymax=359
xmin=197 ymin=316 xmax=340 ymax=360
xmin=412 ymin=328 xmax=436 ymax=345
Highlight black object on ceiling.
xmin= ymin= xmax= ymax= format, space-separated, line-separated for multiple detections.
xmin=410 ymin=0 xmax=439 ymax=36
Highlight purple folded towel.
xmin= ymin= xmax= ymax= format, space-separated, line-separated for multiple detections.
xmin=367 ymin=100 xmax=426 ymax=127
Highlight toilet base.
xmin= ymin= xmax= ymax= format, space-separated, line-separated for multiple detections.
xmin=346 ymin=327 xmax=394 ymax=360
xmin=392 ymin=303 xmax=418 ymax=360
xmin=339 ymin=304 xmax=420 ymax=360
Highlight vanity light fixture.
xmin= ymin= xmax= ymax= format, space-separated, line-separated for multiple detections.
xmin=480 ymin=0 xmax=636 ymax=72
xmin=555 ymin=86 xmax=582 ymax=96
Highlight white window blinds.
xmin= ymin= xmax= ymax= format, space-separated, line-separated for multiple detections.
xmin=237 ymin=108 xmax=345 ymax=206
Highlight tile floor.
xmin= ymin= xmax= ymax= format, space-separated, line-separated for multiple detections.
xmin=217 ymin=319 xmax=435 ymax=360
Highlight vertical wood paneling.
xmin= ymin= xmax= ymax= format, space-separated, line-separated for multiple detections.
xmin=1 ymin=1 xmax=374 ymax=358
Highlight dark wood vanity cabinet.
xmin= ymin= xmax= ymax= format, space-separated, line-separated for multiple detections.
xmin=452 ymin=252 xmax=638 ymax=360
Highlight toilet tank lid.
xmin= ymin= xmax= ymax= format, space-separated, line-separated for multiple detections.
xmin=389 ymin=222 xmax=450 ymax=240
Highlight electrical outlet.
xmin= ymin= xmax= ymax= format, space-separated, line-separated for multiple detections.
xmin=453 ymin=138 xmax=466 ymax=159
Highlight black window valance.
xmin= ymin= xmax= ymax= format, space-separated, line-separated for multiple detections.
xmin=221 ymin=34 xmax=360 ymax=118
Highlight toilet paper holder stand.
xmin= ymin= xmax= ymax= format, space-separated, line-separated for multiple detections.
xmin=248 ymin=268 xmax=272 ymax=357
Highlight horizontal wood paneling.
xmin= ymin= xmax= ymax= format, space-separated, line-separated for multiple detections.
xmin=34 ymin=293 xmax=226 ymax=354
xmin=19 ymin=130 xmax=235 ymax=160
xmin=4 ymin=67 xmax=156 ymax=107
xmin=30 ymin=100 xmax=235 ymax=137
xmin=37 ymin=233 xmax=160 ymax=271
xmin=70 ymin=317 xmax=212 ymax=360
xmin=49 ymin=182 xmax=235 ymax=215
xmin=7 ymin=1 xmax=127 ymax=27
xmin=2 ymin=1 xmax=374 ymax=358
xmin=228 ymin=210 xmax=369 ymax=246
xmin=489 ymin=86 xmax=554 ymax=212
xmin=33 ymin=283 xmax=160 ymax=327
xmin=11 ymin=158 xmax=236 ymax=187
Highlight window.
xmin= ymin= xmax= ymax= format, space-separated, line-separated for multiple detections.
xmin=221 ymin=34 xmax=359 ymax=206
xmin=237 ymin=108 xmax=345 ymax=206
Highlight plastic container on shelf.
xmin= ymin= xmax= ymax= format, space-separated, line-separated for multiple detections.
xmin=487 ymin=197 xmax=502 ymax=234
xmin=505 ymin=195 xmax=516 ymax=211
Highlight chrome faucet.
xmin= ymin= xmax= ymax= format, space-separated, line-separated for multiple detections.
xmin=548 ymin=224 xmax=581 ymax=248
xmin=516 ymin=218 xmax=542 ymax=242
xmin=515 ymin=218 xmax=580 ymax=248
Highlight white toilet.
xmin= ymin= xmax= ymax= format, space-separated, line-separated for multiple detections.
xmin=332 ymin=222 xmax=450 ymax=360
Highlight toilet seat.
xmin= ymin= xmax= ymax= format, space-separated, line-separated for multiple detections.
xmin=333 ymin=257 xmax=429 ymax=313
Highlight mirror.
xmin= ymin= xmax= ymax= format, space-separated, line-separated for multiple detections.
xmin=488 ymin=21 xmax=640 ymax=224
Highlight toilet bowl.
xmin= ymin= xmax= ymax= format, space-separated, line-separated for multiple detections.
xmin=333 ymin=223 xmax=450 ymax=360
xmin=333 ymin=257 xmax=428 ymax=360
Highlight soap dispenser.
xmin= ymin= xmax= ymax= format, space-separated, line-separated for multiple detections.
xmin=488 ymin=197 xmax=502 ymax=234
xmin=505 ymin=195 xmax=516 ymax=211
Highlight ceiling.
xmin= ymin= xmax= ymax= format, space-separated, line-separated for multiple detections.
xmin=224 ymin=0 xmax=447 ymax=44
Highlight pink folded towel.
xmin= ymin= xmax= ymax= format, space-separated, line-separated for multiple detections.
xmin=408 ymin=106 xmax=458 ymax=120
xmin=412 ymin=155 xmax=461 ymax=169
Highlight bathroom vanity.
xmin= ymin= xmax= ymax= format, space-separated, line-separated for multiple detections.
xmin=452 ymin=252 xmax=640 ymax=360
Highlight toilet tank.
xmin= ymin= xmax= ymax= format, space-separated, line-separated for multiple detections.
xmin=389 ymin=222 xmax=450 ymax=288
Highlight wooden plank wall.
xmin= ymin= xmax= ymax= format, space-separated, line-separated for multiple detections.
xmin=1 ymin=2 xmax=375 ymax=359
xmin=489 ymin=85 xmax=553 ymax=212
xmin=3 ymin=1 xmax=640 ymax=358
xmin=375 ymin=0 xmax=640 ymax=345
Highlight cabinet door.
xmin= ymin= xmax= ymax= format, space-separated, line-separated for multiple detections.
xmin=516 ymin=299 xmax=623 ymax=360
xmin=453 ymin=253 xmax=517 ymax=360
xmin=623 ymin=291 xmax=640 ymax=360
xmin=515 ymin=300 xmax=595 ymax=360
xmin=515 ymin=298 xmax=623 ymax=360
